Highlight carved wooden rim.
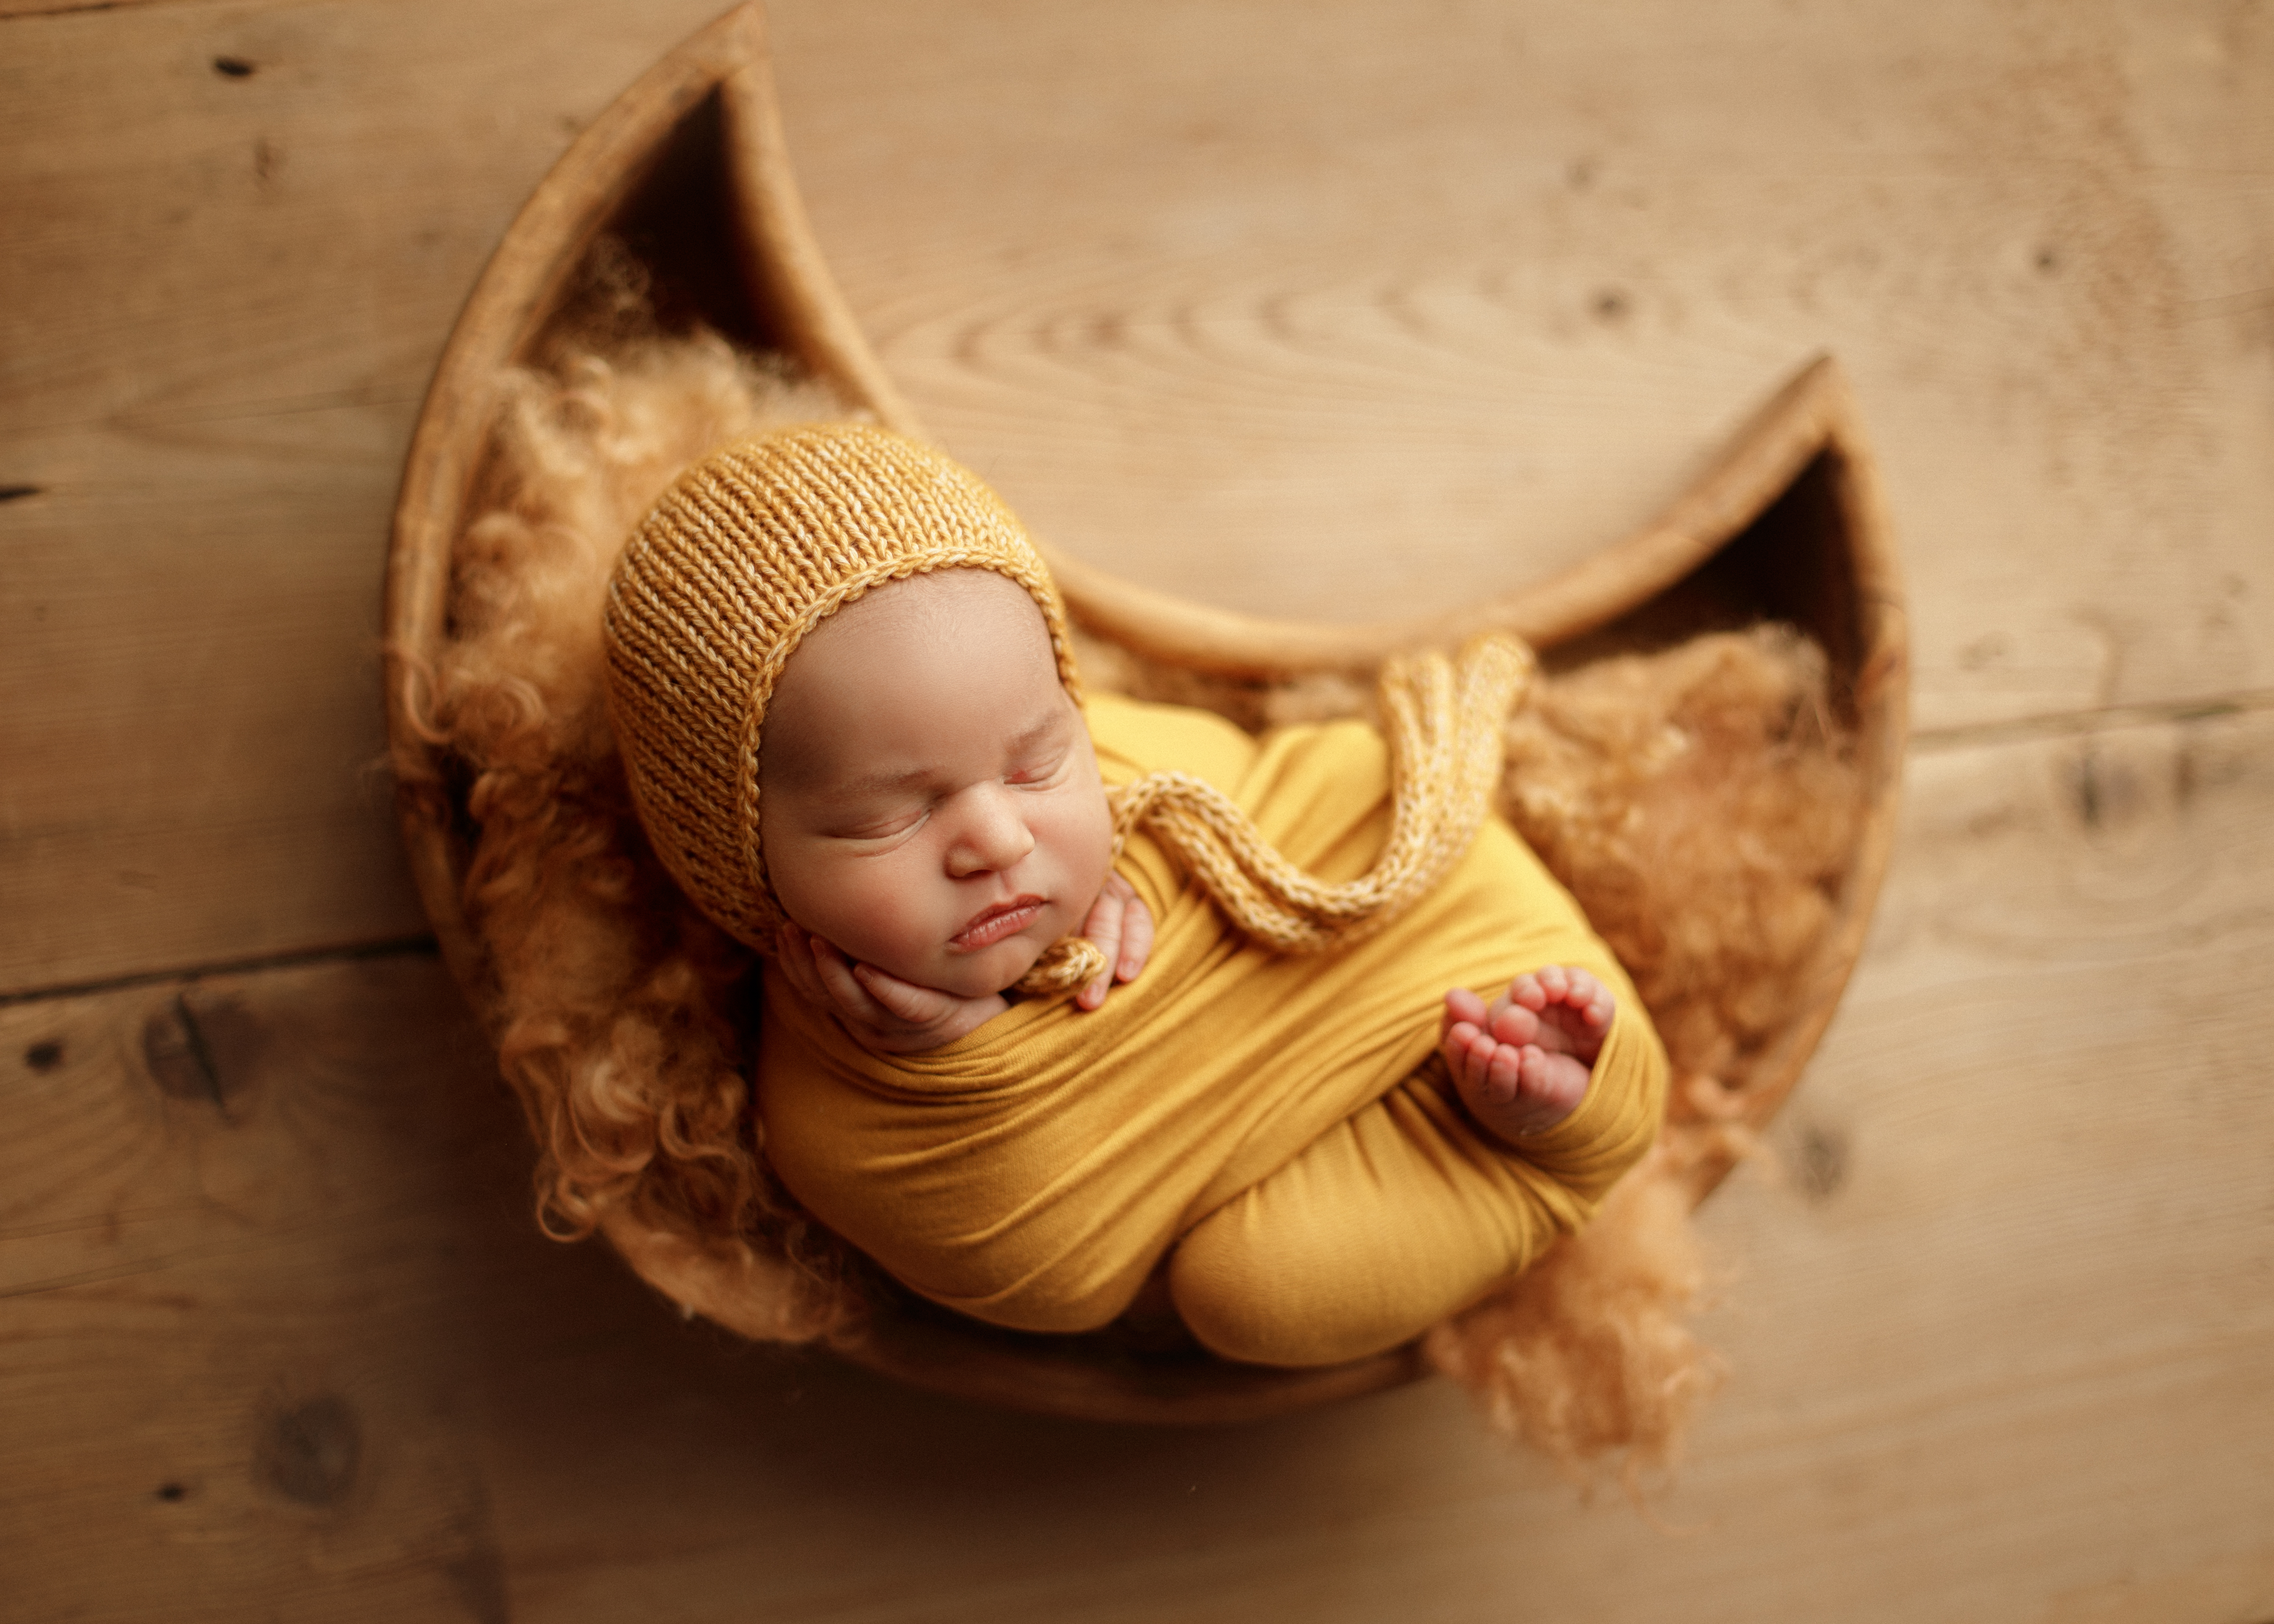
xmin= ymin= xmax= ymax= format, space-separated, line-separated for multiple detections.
xmin=385 ymin=2 xmax=1908 ymax=1424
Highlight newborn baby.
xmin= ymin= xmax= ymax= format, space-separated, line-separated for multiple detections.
xmin=757 ymin=564 xmax=1616 ymax=1143
xmin=604 ymin=424 xmax=1665 ymax=1366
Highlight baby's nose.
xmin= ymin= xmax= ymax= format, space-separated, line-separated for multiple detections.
xmin=945 ymin=785 xmax=1038 ymax=875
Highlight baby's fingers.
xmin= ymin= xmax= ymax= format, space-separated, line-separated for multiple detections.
xmin=1115 ymin=888 xmax=1154 ymax=983
xmin=774 ymin=924 xmax=831 ymax=1008
xmin=805 ymin=934 xmax=891 ymax=1026
xmin=853 ymin=961 xmax=957 ymax=1027
xmin=1077 ymin=874 xmax=1153 ymax=1011
xmin=1076 ymin=883 xmax=1125 ymax=1011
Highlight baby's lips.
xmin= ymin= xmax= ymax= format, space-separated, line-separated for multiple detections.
xmin=951 ymin=894 xmax=1046 ymax=951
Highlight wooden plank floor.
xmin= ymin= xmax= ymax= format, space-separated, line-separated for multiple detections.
xmin=3 ymin=1 xmax=2270 ymax=1618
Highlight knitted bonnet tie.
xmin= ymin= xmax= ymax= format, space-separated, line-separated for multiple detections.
xmin=601 ymin=422 xmax=1535 ymax=997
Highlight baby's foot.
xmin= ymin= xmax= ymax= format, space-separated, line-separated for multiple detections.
xmin=1439 ymin=965 xmax=1616 ymax=1143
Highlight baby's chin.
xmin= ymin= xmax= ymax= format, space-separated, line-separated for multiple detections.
xmin=928 ymin=905 xmax=1104 ymax=997
xmin=929 ymin=936 xmax=1049 ymax=998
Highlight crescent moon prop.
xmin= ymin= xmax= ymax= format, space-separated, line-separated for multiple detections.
xmin=386 ymin=3 xmax=1907 ymax=1424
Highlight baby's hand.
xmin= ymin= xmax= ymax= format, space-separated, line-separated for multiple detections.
xmin=1074 ymin=873 xmax=1155 ymax=1012
xmin=776 ymin=923 xmax=1007 ymax=1055
xmin=1439 ymin=965 xmax=1615 ymax=1143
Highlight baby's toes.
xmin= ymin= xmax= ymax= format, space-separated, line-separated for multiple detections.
xmin=1516 ymin=1046 xmax=1588 ymax=1127
xmin=1442 ymin=988 xmax=1488 ymax=1041
xmin=1533 ymin=964 xmax=1570 ymax=1004
xmin=1564 ymin=968 xmax=1613 ymax=1027
xmin=1442 ymin=1022 xmax=1496 ymax=1097
xmin=1485 ymin=994 xmax=1539 ymax=1048
xmin=1437 ymin=1016 xmax=1472 ymax=1073
xmin=1483 ymin=1040 xmax=1525 ymax=1104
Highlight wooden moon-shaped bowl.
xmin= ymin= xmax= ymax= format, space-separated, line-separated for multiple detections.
xmin=386 ymin=2 xmax=1907 ymax=1425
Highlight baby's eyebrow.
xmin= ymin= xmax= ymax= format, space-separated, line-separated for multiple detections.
xmin=1005 ymin=710 xmax=1070 ymax=755
xmin=826 ymin=708 xmax=1069 ymax=801
xmin=828 ymin=763 xmax=939 ymax=801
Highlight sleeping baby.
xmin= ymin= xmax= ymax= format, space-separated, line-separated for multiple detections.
xmin=602 ymin=423 xmax=1665 ymax=1367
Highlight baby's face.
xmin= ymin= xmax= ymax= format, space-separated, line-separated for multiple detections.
xmin=758 ymin=571 xmax=1113 ymax=999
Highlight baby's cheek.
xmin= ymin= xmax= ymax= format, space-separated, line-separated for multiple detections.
xmin=779 ymin=853 xmax=933 ymax=977
xmin=853 ymin=875 xmax=956 ymax=975
xmin=1059 ymin=784 xmax=1117 ymax=890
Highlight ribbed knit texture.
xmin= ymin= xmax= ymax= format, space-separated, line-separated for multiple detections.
xmin=602 ymin=424 xmax=1080 ymax=948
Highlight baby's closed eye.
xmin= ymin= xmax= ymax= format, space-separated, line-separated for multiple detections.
xmin=1007 ymin=751 xmax=1071 ymax=788
xmin=826 ymin=802 xmax=931 ymax=842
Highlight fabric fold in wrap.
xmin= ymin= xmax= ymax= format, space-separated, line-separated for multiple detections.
xmin=758 ymin=694 xmax=1667 ymax=1367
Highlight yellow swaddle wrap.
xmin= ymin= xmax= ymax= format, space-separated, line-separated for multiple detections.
xmin=759 ymin=692 xmax=1668 ymax=1367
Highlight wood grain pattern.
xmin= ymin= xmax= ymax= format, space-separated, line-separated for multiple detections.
xmin=765 ymin=0 xmax=2274 ymax=725
xmin=0 ymin=0 xmax=730 ymax=995
xmin=5 ymin=0 xmax=2270 ymax=993
xmin=0 ymin=0 xmax=185 ymax=15
xmin=0 ymin=956 xmax=511 ymax=1623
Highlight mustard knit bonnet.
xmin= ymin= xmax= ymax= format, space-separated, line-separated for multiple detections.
xmin=602 ymin=422 xmax=1081 ymax=951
